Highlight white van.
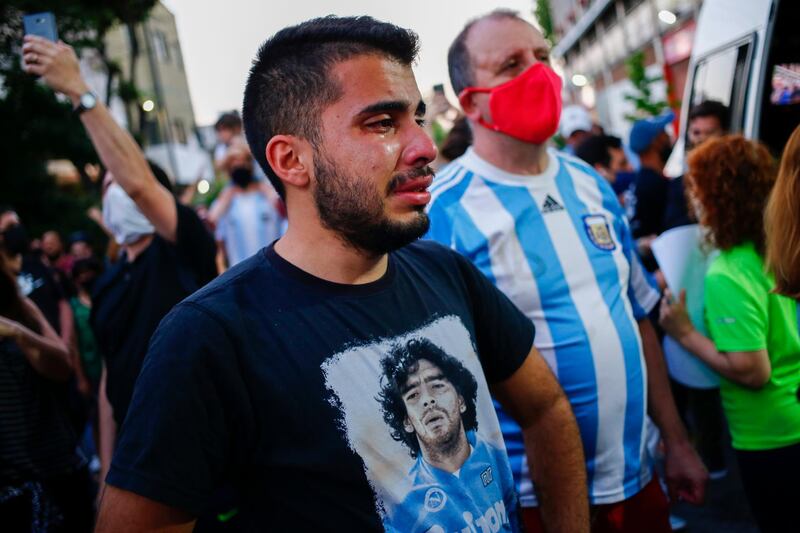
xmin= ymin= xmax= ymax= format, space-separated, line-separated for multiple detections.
xmin=665 ymin=0 xmax=800 ymax=177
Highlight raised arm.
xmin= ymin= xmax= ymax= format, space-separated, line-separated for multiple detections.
xmin=22 ymin=36 xmax=178 ymax=242
xmin=491 ymin=346 xmax=589 ymax=533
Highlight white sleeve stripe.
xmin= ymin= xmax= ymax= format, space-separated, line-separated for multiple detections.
xmin=630 ymin=257 xmax=660 ymax=313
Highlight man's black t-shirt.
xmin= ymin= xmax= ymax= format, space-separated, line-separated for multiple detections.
xmin=108 ymin=240 xmax=535 ymax=532
xmin=18 ymin=255 xmax=65 ymax=333
xmin=91 ymin=201 xmax=216 ymax=426
xmin=629 ymin=166 xmax=670 ymax=240
xmin=662 ymin=175 xmax=693 ymax=232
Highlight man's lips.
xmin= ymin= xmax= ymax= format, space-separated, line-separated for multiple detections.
xmin=393 ymin=174 xmax=434 ymax=193
xmin=391 ymin=174 xmax=433 ymax=206
xmin=422 ymin=409 xmax=447 ymax=427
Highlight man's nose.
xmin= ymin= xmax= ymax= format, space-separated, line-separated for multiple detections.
xmin=402 ymin=124 xmax=438 ymax=169
xmin=421 ymin=389 xmax=436 ymax=407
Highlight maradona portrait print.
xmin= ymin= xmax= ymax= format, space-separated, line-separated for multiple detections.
xmin=323 ymin=316 xmax=518 ymax=533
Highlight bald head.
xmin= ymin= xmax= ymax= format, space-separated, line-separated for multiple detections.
xmin=448 ymin=10 xmax=546 ymax=95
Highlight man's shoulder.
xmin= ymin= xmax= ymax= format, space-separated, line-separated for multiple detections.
xmin=429 ymin=158 xmax=475 ymax=208
xmin=555 ymin=150 xmax=610 ymax=186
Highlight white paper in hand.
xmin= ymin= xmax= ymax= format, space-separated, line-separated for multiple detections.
xmin=652 ymin=225 xmax=720 ymax=388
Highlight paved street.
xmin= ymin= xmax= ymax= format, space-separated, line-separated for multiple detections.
xmin=671 ymin=443 xmax=759 ymax=532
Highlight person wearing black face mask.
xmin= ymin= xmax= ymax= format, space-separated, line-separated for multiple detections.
xmin=208 ymin=139 xmax=285 ymax=270
xmin=627 ymin=111 xmax=677 ymax=272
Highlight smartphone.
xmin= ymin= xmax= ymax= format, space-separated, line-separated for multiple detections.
xmin=23 ymin=12 xmax=58 ymax=42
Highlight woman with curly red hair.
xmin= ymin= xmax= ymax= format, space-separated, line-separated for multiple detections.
xmin=765 ymin=123 xmax=800 ymax=299
xmin=659 ymin=135 xmax=800 ymax=533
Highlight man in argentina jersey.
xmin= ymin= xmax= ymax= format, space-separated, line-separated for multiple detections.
xmin=427 ymin=10 xmax=707 ymax=532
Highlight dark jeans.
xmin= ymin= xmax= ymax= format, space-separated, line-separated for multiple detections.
xmin=736 ymin=441 xmax=800 ymax=533
xmin=670 ymin=379 xmax=726 ymax=471
xmin=0 ymin=466 xmax=94 ymax=533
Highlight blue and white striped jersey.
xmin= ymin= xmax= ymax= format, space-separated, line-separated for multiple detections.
xmin=215 ymin=191 xmax=283 ymax=267
xmin=426 ymin=147 xmax=660 ymax=506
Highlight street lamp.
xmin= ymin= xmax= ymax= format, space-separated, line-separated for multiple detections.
xmin=142 ymin=99 xmax=155 ymax=112
xmin=571 ymin=74 xmax=588 ymax=87
xmin=658 ymin=10 xmax=677 ymax=25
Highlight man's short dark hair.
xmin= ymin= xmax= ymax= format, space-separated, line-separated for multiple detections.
xmin=214 ymin=111 xmax=242 ymax=132
xmin=688 ymin=100 xmax=730 ymax=130
xmin=575 ymin=134 xmax=622 ymax=168
xmin=448 ymin=9 xmax=525 ymax=96
xmin=242 ymin=16 xmax=420 ymax=199
xmin=377 ymin=338 xmax=478 ymax=458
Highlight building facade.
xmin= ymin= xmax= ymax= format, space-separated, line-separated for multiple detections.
xmin=547 ymin=0 xmax=702 ymax=138
xmin=104 ymin=1 xmax=197 ymax=149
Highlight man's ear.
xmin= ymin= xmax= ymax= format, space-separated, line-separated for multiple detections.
xmin=458 ymin=395 xmax=466 ymax=414
xmin=404 ymin=417 xmax=414 ymax=434
xmin=458 ymin=91 xmax=483 ymax=123
xmin=266 ymin=135 xmax=311 ymax=191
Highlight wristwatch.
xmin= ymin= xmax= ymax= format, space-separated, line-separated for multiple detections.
xmin=74 ymin=91 xmax=97 ymax=115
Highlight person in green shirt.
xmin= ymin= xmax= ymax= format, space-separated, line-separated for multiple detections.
xmin=70 ymin=257 xmax=103 ymax=393
xmin=660 ymin=134 xmax=800 ymax=533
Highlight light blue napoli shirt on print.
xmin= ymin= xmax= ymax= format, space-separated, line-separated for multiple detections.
xmin=425 ymin=147 xmax=660 ymax=506
xmin=385 ymin=431 xmax=517 ymax=533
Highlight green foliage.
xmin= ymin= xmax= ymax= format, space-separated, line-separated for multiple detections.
xmin=623 ymin=51 xmax=670 ymax=122
xmin=535 ymin=0 xmax=556 ymax=45
xmin=0 ymin=0 xmax=155 ymax=242
xmin=116 ymin=79 xmax=140 ymax=103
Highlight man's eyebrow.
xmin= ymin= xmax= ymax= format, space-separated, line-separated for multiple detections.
xmin=355 ymin=99 xmax=427 ymax=118
xmin=423 ymin=372 xmax=445 ymax=384
xmin=356 ymin=100 xmax=409 ymax=117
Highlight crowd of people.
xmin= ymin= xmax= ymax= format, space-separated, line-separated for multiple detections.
xmin=1 ymin=8 xmax=798 ymax=533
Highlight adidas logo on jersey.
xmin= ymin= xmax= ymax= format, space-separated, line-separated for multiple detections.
xmin=541 ymin=194 xmax=564 ymax=213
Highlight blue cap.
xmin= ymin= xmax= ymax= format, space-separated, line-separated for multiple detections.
xmin=629 ymin=110 xmax=675 ymax=154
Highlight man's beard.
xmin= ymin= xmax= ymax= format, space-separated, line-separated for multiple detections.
xmin=312 ymin=148 xmax=431 ymax=256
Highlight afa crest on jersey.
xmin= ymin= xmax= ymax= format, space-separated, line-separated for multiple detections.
xmin=583 ymin=214 xmax=616 ymax=251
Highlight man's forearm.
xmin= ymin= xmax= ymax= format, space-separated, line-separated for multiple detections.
xmin=98 ymin=367 xmax=118 ymax=494
xmin=68 ymin=90 xmax=153 ymax=200
xmin=525 ymin=394 xmax=589 ymax=533
xmin=639 ymin=320 xmax=687 ymax=443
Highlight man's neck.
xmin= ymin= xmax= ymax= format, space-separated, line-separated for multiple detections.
xmin=471 ymin=127 xmax=550 ymax=175
xmin=274 ymin=223 xmax=388 ymax=285
xmin=638 ymin=153 xmax=665 ymax=175
xmin=421 ymin=432 xmax=471 ymax=473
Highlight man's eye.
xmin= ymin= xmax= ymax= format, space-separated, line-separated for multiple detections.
xmin=405 ymin=391 xmax=419 ymax=401
xmin=368 ymin=118 xmax=395 ymax=132
xmin=502 ymin=60 xmax=518 ymax=71
xmin=415 ymin=118 xmax=426 ymax=127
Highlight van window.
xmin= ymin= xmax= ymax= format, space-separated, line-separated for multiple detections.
xmin=758 ymin=0 xmax=800 ymax=156
xmin=689 ymin=42 xmax=751 ymax=133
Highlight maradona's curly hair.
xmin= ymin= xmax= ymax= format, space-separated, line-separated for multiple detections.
xmin=687 ymin=135 xmax=777 ymax=253
xmin=377 ymin=338 xmax=478 ymax=458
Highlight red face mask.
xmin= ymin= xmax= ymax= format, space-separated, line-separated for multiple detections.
xmin=459 ymin=63 xmax=563 ymax=144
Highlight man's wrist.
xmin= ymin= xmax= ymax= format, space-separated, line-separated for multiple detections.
xmin=66 ymin=80 xmax=92 ymax=107
xmin=661 ymin=426 xmax=691 ymax=448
